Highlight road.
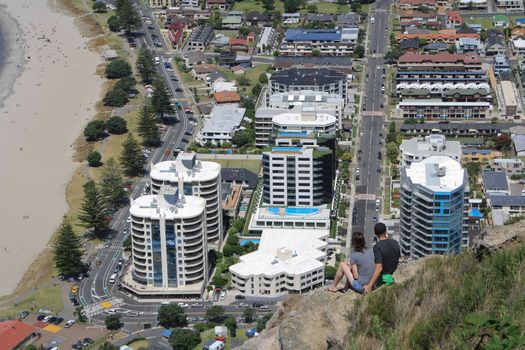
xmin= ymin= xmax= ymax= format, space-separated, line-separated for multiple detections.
xmin=349 ymin=0 xmax=391 ymax=247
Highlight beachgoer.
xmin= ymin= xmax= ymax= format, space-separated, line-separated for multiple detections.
xmin=326 ymin=232 xmax=374 ymax=294
xmin=363 ymin=223 xmax=401 ymax=294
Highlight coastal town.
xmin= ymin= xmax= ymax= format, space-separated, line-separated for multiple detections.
xmin=2 ymin=0 xmax=525 ymax=348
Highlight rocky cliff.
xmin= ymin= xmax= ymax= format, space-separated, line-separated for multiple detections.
xmin=240 ymin=224 xmax=523 ymax=350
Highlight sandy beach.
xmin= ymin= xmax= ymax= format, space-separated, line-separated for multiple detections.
xmin=0 ymin=0 xmax=102 ymax=296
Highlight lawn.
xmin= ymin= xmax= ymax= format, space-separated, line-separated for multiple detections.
xmin=215 ymin=30 xmax=240 ymax=39
xmin=194 ymin=328 xmax=250 ymax=350
xmin=208 ymin=159 xmax=261 ymax=174
xmin=232 ymin=0 xmax=285 ymax=13
xmin=245 ymin=64 xmax=271 ymax=86
xmin=0 ymin=285 xmax=63 ymax=319
xmin=311 ymin=2 xmax=349 ymax=13
xmin=463 ymin=17 xmax=497 ymax=30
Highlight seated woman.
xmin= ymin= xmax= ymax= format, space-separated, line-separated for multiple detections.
xmin=326 ymin=232 xmax=375 ymax=294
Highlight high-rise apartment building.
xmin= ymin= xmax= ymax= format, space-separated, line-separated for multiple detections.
xmin=149 ymin=153 xmax=222 ymax=244
xmin=400 ymin=156 xmax=469 ymax=258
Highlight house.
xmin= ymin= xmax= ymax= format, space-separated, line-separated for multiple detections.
xmin=485 ymin=32 xmax=506 ymax=56
xmin=192 ymin=63 xmax=217 ymax=80
xmin=184 ymin=51 xmax=207 ymax=68
xmin=400 ymin=38 xmax=420 ymax=52
xmin=280 ymin=28 xmax=358 ymax=56
xmin=223 ymin=16 xmax=243 ymax=29
xmin=229 ymin=38 xmax=249 ymax=52
xmin=458 ymin=26 xmax=479 ymax=35
xmin=148 ymin=0 xmax=173 ymax=7
xmin=206 ymin=0 xmax=228 ymax=10
xmin=422 ymin=42 xmax=449 ymax=52
xmin=455 ymin=37 xmax=483 ymax=54
xmin=210 ymin=33 xmax=230 ymax=47
xmin=257 ymin=27 xmax=277 ymax=53
xmin=512 ymin=134 xmax=525 ymax=156
xmin=512 ymin=35 xmax=525 ymax=55
xmin=217 ymin=50 xmax=237 ymax=66
xmin=187 ymin=26 xmax=214 ymax=51
xmin=488 ymin=195 xmax=525 ymax=225
xmin=395 ymin=99 xmax=492 ymax=119
xmin=228 ymin=10 xmax=244 ymax=18
xmin=399 ymin=11 xmax=440 ymax=30
xmin=398 ymin=0 xmax=437 ymax=10
xmin=245 ymin=11 xmax=269 ymax=27
xmin=306 ymin=13 xmax=334 ymax=24
xmin=490 ymin=158 xmax=524 ymax=175
xmin=282 ymin=13 xmax=301 ymax=24
xmin=198 ymin=103 xmax=246 ymax=145
xmin=206 ymin=71 xmax=227 ymax=87
xmin=496 ymin=0 xmax=523 ymax=11
xmin=167 ymin=22 xmax=185 ymax=49
xmin=180 ymin=0 xmax=199 ymax=9
xmin=446 ymin=11 xmax=463 ymax=29
xmin=482 ymin=170 xmax=510 ymax=195
xmin=458 ymin=0 xmax=487 ymax=9
xmin=493 ymin=54 xmax=511 ymax=77
xmin=212 ymin=81 xmax=237 ymax=93
xmin=247 ymin=32 xmax=256 ymax=43
xmin=336 ymin=12 xmax=359 ymax=28
xmin=396 ymin=30 xmax=480 ymax=45
xmin=0 ymin=320 xmax=39 ymax=350
xmin=213 ymin=91 xmax=241 ymax=104
xmin=231 ymin=65 xmax=245 ymax=75
xmin=398 ymin=53 xmax=483 ymax=72
xmin=492 ymin=14 xmax=510 ymax=27
xmin=462 ymin=149 xmax=502 ymax=164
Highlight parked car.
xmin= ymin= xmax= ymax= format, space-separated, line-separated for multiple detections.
xmin=18 ymin=311 xmax=30 ymax=320
xmin=82 ymin=338 xmax=94 ymax=346
xmin=37 ymin=314 xmax=46 ymax=321
xmin=235 ymin=295 xmax=245 ymax=300
xmin=53 ymin=317 xmax=64 ymax=325
xmin=64 ymin=319 xmax=75 ymax=328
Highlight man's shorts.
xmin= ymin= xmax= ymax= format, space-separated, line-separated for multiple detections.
xmin=351 ymin=280 xmax=364 ymax=293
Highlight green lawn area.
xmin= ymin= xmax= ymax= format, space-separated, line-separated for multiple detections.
xmin=232 ymin=0 xmax=284 ymax=12
xmin=245 ymin=63 xmax=271 ymax=86
xmin=463 ymin=17 xmax=496 ymax=30
xmin=194 ymin=328 xmax=250 ymax=350
xmin=308 ymin=2 xmax=349 ymax=13
xmin=215 ymin=30 xmax=240 ymax=39
xmin=0 ymin=285 xmax=63 ymax=318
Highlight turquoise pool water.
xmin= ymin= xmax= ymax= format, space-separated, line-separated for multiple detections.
xmin=240 ymin=239 xmax=260 ymax=246
xmin=267 ymin=207 xmax=320 ymax=215
xmin=272 ymin=147 xmax=302 ymax=152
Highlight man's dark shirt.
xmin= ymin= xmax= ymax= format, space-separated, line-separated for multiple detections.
xmin=373 ymin=239 xmax=401 ymax=275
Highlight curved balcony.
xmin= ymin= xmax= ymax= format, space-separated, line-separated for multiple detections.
xmin=183 ymin=216 xmax=202 ymax=225
xmin=185 ymin=251 xmax=204 ymax=260
xmin=134 ymin=256 xmax=147 ymax=264
xmin=185 ymin=243 xmax=204 ymax=255
xmin=132 ymin=270 xmax=148 ymax=283
xmin=132 ymin=242 xmax=146 ymax=251
xmin=199 ymin=179 xmax=218 ymax=187
xmin=184 ymin=235 xmax=204 ymax=246
xmin=185 ymin=258 xmax=204 ymax=268
xmin=132 ymin=249 xmax=146 ymax=258
xmin=132 ymin=235 xmax=145 ymax=243
xmin=185 ymin=270 xmax=204 ymax=280
xmin=183 ymin=222 xmax=203 ymax=232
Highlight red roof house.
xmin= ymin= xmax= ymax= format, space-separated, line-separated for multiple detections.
xmin=229 ymin=38 xmax=249 ymax=52
xmin=0 ymin=321 xmax=38 ymax=350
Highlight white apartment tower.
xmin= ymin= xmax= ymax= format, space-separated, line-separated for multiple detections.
xmin=149 ymin=153 xmax=222 ymax=244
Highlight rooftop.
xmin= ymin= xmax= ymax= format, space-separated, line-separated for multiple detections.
xmin=488 ymin=195 xmax=525 ymax=207
xmin=188 ymin=26 xmax=214 ymax=43
xmin=399 ymin=53 xmax=482 ymax=64
xmin=285 ymin=28 xmax=343 ymax=42
xmin=275 ymin=56 xmax=352 ymax=69
xmin=229 ymin=229 xmax=328 ymax=278
xmin=221 ymin=168 xmax=258 ymax=189
xmin=400 ymin=135 xmax=462 ymax=157
xmin=150 ymin=153 xmax=221 ymax=183
xmin=270 ymin=68 xmax=347 ymax=87
xmin=0 ymin=321 xmax=37 ymax=350
xmin=269 ymin=90 xmax=344 ymax=105
xmin=201 ymin=103 xmax=246 ymax=134
xmin=213 ymin=91 xmax=241 ymax=103
xmin=272 ymin=109 xmax=337 ymax=128
xmin=398 ymin=99 xmax=490 ymax=107
xmin=130 ymin=193 xmax=206 ymax=220
xmin=482 ymin=170 xmax=509 ymax=191
xmin=405 ymin=156 xmax=465 ymax=192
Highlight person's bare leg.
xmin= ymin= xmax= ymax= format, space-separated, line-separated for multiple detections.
xmin=341 ymin=263 xmax=357 ymax=291
xmin=327 ymin=261 xmax=349 ymax=292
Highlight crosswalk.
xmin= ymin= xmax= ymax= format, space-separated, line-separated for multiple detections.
xmin=104 ymin=244 xmax=123 ymax=251
xmin=83 ymin=297 xmax=124 ymax=317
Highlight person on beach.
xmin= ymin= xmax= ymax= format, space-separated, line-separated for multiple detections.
xmin=326 ymin=232 xmax=374 ymax=294
xmin=363 ymin=223 xmax=401 ymax=294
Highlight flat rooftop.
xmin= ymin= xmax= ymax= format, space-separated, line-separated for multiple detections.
xmin=400 ymin=135 xmax=462 ymax=156
xmin=150 ymin=153 xmax=221 ymax=183
xmin=229 ymin=229 xmax=328 ymax=277
xmin=201 ymin=103 xmax=246 ymax=134
xmin=130 ymin=193 xmax=205 ymax=220
xmin=405 ymin=156 xmax=465 ymax=192
xmin=272 ymin=110 xmax=337 ymax=127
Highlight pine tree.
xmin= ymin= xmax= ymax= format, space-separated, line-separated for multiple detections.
xmin=138 ymin=98 xmax=161 ymax=146
xmin=136 ymin=48 xmax=156 ymax=83
xmin=151 ymin=78 xmax=174 ymax=117
xmin=53 ymin=217 xmax=85 ymax=277
xmin=78 ymin=180 xmax=109 ymax=235
xmin=120 ymin=133 xmax=145 ymax=176
xmin=117 ymin=0 xmax=140 ymax=33
xmin=100 ymin=158 xmax=127 ymax=209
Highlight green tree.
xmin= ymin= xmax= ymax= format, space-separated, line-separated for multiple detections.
xmin=158 ymin=304 xmax=188 ymax=328
xmin=23 ymin=345 xmax=45 ymax=350
xmin=389 ymin=121 xmax=396 ymax=133
xmin=114 ymin=76 xmax=137 ymax=93
xmin=78 ymin=180 xmax=109 ymax=235
xmin=53 ymin=217 xmax=85 ymax=277
xmin=122 ymin=235 xmax=131 ymax=250
xmin=341 ymin=152 xmax=352 ymax=162
xmin=84 ymin=120 xmax=106 ymax=141
xmin=353 ymin=45 xmax=365 ymax=58
xmin=87 ymin=150 xmax=102 ymax=167
xmin=169 ymin=329 xmax=201 ymax=350
xmin=252 ymin=83 xmax=262 ymax=97
xmin=75 ymin=306 xmax=87 ymax=323
xmin=151 ymin=78 xmax=174 ymax=117
xmin=207 ymin=10 xmax=222 ymax=29
xmin=386 ymin=142 xmax=399 ymax=163
xmin=136 ymin=48 xmax=156 ymax=83
xmin=351 ymin=2 xmax=361 ymax=13
xmin=447 ymin=43 xmax=456 ymax=54
xmin=325 ymin=266 xmax=337 ymax=280
xmin=256 ymin=313 xmax=272 ymax=332
xmin=312 ymin=49 xmax=321 ymax=57
xmin=93 ymin=1 xmax=107 ymax=12
xmin=225 ymin=316 xmax=238 ymax=336
xmin=494 ymin=133 xmax=512 ymax=150
xmin=137 ymin=99 xmax=161 ymax=146
xmin=259 ymin=73 xmax=268 ymax=84
xmin=232 ymin=129 xmax=255 ymax=147
xmin=263 ymin=0 xmax=275 ymax=11
xmin=105 ymin=59 xmax=132 ymax=79
xmin=98 ymin=342 xmax=119 ymax=350
xmin=243 ymin=307 xmax=256 ymax=323
xmin=104 ymin=314 xmax=122 ymax=330
xmin=284 ymin=0 xmax=301 ymax=12
xmin=306 ymin=4 xmax=318 ymax=12
xmin=120 ymin=133 xmax=145 ymax=176
xmin=206 ymin=305 xmax=225 ymax=323
xmin=107 ymin=15 xmax=121 ymax=32
xmin=212 ymin=274 xmax=228 ymax=287
xmin=103 ymin=88 xmax=129 ymax=107
xmin=117 ymin=0 xmax=140 ymax=33
xmin=236 ymin=75 xmax=250 ymax=87
xmin=99 ymin=158 xmax=127 ymax=209
xmin=106 ymin=116 xmax=128 ymax=134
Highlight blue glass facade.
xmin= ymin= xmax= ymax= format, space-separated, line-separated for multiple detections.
xmin=151 ymin=221 xmax=163 ymax=287
xmin=166 ymin=223 xmax=178 ymax=287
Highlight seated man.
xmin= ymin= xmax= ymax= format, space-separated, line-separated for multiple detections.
xmin=326 ymin=232 xmax=374 ymax=293
xmin=364 ymin=222 xmax=401 ymax=293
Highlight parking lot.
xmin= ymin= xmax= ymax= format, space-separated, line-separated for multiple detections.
xmin=20 ymin=313 xmax=109 ymax=349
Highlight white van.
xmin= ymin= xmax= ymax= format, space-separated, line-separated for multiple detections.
xmin=259 ymin=305 xmax=270 ymax=312
xmin=109 ymin=273 xmax=117 ymax=284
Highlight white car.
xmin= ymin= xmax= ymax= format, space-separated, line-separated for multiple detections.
xmin=177 ymin=302 xmax=189 ymax=308
xmin=64 ymin=319 xmax=76 ymax=328
xmin=43 ymin=315 xmax=53 ymax=322
xmin=154 ymin=57 xmax=160 ymax=65
xmin=105 ymin=308 xmax=117 ymax=315
xmin=126 ymin=216 xmax=131 ymax=223
xmin=220 ymin=291 xmax=226 ymax=300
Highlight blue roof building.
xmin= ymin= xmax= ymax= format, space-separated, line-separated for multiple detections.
xmin=285 ymin=29 xmax=343 ymax=42
xmin=280 ymin=28 xmax=357 ymax=56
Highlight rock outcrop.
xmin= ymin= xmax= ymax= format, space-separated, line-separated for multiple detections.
xmin=240 ymin=224 xmax=523 ymax=350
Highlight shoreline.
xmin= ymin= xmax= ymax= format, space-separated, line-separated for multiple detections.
xmin=0 ymin=0 xmax=104 ymax=297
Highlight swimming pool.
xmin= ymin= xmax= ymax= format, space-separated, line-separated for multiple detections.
xmin=240 ymin=239 xmax=260 ymax=246
xmin=272 ymin=147 xmax=302 ymax=152
xmin=267 ymin=207 xmax=320 ymax=216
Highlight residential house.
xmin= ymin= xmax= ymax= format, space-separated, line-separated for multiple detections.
xmin=217 ymin=50 xmax=237 ymax=66
xmin=228 ymin=10 xmax=244 ymax=18
xmin=395 ymin=99 xmax=492 ymax=119
xmin=422 ymin=42 xmax=450 ymax=52
xmin=396 ymin=30 xmax=480 ymax=45
xmin=306 ymin=13 xmax=334 ymax=24
xmin=398 ymin=53 xmax=483 ymax=71
xmin=206 ymin=0 xmax=228 ymax=10
xmin=229 ymin=38 xmax=249 ymax=52
xmin=231 ymin=65 xmax=245 ymax=75
xmin=167 ymin=22 xmax=185 ymax=49
xmin=213 ymin=91 xmax=241 ymax=104
xmin=148 ymin=0 xmax=173 ymax=7
xmin=206 ymin=71 xmax=227 ymax=87
xmin=187 ymin=26 xmax=214 ymax=51
xmin=400 ymin=38 xmax=420 ymax=52
xmin=398 ymin=0 xmax=437 ymax=10
xmin=212 ymin=81 xmax=237 ymax=93
xmin=223 ymin=16 xmax=243 ymax=29
xmin=211 ymin=34 xmax=230 ymax=47
xmin=192 ymin=63 xmax=217 ymax=80
xmin=399 ymin=11 xmax=440 ymax=29
xmin=492 ymin=14 xmax=510 ymax=27
xmin=501 ymin=80 xmax=518 ymax=117
xmin=257 ymin=27 xmax=277 ymax=53
xmin=458 ymin=0 xmax=487 ymax=9
xmin=184 ymin=51 xmax=207 ymax=68
xmin=336 ymin=12 xmax=359 ymax=28
xmin=496 ymin=0 xmax=523 ymax=11
xmin=458 ymin=26 xmax=479 ymax=34
xmin=485 ymin=32 xmax=506 ymax=56
xmin=180 ymin=0 xmax=199 ymax=9
xmin=280 ymin=28 xmax=358 ymax=56
xmin=490 ymin=158 xmax=524 ymax=175
xmin=245 ymin=11 xmax=269 ymax=27
xmin=198 ymin=103 xmax=246 ymax=145
xmin=488 ymin=196 xmax=525 ymax=225
xmin=462 ymin=149 xmax=502 ymax=164
xmin=455 ymin=37 xmax=483 ymax=54
xmin=482 ymin=170 xmax=510 ymax=195
xmin=493 ymin=54 xmax=511 ymax=77
xmin=180 ymin=8 xmax=212 ymax=20
xmin=512 ymin=134 xmax=525 ymax=156
xmin=446 ymin=11 xmax=463 ymax=29
xmin=282 ymin=13 xmax=301 ymax=24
